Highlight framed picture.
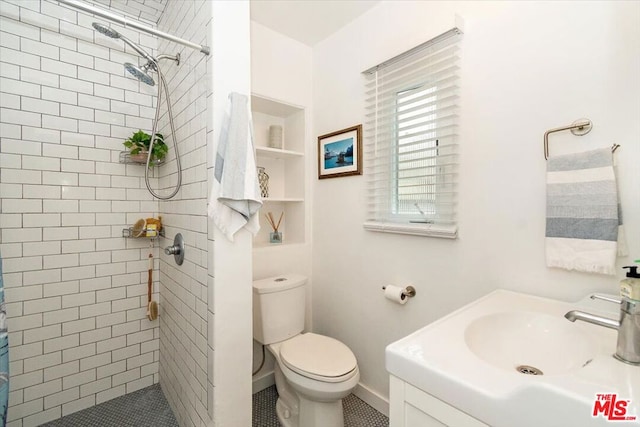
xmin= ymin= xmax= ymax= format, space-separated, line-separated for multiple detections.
xmin=318 ymin=124 xmax=362 ymax=179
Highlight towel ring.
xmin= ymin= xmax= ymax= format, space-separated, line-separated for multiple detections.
xmin=544 ymin=118 xmax=621 ymax=160
xmin=544 ymin=119 xmax=592 ymax=160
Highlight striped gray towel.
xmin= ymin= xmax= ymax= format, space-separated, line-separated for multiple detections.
xmin=546 ymin=148 xmax=619 ymax=275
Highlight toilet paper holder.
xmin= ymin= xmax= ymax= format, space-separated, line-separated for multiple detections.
xmin=382 ymin=285 xmax=416 ymax=299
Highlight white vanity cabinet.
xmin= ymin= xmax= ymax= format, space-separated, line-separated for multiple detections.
xmin=389 ymin=376 xmax=488 ymax=427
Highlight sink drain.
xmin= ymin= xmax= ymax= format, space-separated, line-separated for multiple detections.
xmin=516 ymin=365 xmax=543 ymax=375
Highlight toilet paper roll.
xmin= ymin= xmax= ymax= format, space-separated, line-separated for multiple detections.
xmin=384 ymin=285 xmax=408 ymax=305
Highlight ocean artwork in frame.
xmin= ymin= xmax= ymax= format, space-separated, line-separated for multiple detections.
xmin=318 ymin=124 xmax=362 ymax=179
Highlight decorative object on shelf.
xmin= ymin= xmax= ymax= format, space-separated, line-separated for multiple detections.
xmin=269 ymin=231 xmax=282 ymax=244
xmin=123 ymin=129 xmax=168 ymax=166
xmin=265 ymin=211 xmax=283 ymax=244
xmin=318 ymin=124 xmax=362 ymax=179
xmin=269 ymin=125 xmax=283 ymax=149
xmin=258 ymin=166 xmax=269 ymax=198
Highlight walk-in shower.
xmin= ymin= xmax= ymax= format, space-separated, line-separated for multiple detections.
xmin=92 ymin=22 xmax=183 ymax=199
xmin=57 ymin=0 xmax=209 ymax=199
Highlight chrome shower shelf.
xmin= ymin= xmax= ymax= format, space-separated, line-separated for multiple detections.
xmin=119 ymin=151 xmax=165 ymax=166
xmin=122 ymin=227 xmax=165 ymax=239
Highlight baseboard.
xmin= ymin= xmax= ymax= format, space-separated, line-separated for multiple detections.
xmin=252 ymin=370 xmax=275 ymax=394
xmin=354 ymin=382 xmax=389 ymax=417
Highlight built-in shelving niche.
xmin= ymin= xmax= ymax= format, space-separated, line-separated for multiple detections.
xmin=252 ymin=94 xmax=306 ymax=248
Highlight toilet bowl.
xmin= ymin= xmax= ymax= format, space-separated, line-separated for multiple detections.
xmin=252 ymin=275 xmax=360 ymax=427
xmin=269 ymin=333 xmax=360 ymax=427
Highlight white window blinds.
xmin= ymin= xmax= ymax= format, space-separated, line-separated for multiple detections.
xmin=363 ymin=29 xmax=461 ymax=238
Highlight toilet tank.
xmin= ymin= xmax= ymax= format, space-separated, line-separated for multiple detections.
xmin=253 ymin=274 xmax=307 ymax=345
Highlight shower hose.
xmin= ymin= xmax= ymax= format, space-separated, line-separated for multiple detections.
xmin=145 ymin=63 xmax=182 ymax=200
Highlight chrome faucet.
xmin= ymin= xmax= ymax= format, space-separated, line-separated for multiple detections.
xmin=564 ymin=294 xmax=640 ymax=365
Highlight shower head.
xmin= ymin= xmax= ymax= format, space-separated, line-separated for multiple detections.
xmin=92 ymin=22 xmax=120 ymax=39
xmin=92 ymin=22 xmax=156 ymax=63
xmin=124 ymin=62 xmax=155 ymax=86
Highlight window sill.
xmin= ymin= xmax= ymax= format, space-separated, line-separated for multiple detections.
xmin=363 ymin=221 xmax=458 ymax=239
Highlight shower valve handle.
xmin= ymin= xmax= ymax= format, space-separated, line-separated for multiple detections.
xmin=164 ymin=246 xmax=180 ymax=255
xmin=164 ymin=233 xmax=184 ymax=266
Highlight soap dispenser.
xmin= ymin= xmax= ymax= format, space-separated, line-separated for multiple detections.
xmin=617 ymin=262 xmax=640 ymax=365
xmin=621 ymin=262 xmax=640 ymax=301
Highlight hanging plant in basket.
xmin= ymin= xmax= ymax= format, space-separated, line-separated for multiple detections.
xmin=123 ymin=130 xmax=168 ymax=166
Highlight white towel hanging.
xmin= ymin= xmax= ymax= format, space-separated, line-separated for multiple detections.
xmin=208 ymin=92 xmax=262 ymax=241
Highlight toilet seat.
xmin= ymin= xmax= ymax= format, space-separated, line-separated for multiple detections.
xmin=279 ymin=333 xmax=358 ymax=383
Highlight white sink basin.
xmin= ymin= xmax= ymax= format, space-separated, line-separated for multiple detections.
xmin=386 ymin=290 xmax=640 ymax=427
xmin=465 ymin=311 xmax=599 ymax=375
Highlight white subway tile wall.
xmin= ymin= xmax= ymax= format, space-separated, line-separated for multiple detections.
xmin=155 ymin=1 xmax=212 ymax=426
xmin=0 ymin=1 xmax=168 ymax=425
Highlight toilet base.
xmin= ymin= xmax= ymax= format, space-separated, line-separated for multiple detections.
xmin=276 ymin=397 xmax=299 ymax=427
xmin=299 ymin=394 xmax=344 ymax=427
xmin=274 ymin=362 xmax=299 ymax=427
xmin=272 ymin=361 xmax=346 ymax=427
xmin=276 ymin=393 xmax=344 ymax=427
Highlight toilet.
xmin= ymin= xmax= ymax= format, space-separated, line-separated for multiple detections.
xmin=253 ymin=274 xmax=360 ymax=427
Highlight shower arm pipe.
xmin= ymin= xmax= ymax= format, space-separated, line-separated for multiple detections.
xmin=56 ymin=0 xmax=210 ymax=55
xmin=119 ymin=34 xmax=155 ymax=63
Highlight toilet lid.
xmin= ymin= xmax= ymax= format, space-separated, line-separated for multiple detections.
xmin=280 ymin=333 xmax=357 ymax=380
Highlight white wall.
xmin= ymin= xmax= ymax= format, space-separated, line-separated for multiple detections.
xmin=154 ymin=1 xmax=212 ymax=427
xmin=210 ymin=1 xmax=253 ymax=426
xmin=0 ymin=1 xmax=164 ymax=425
xmin=249 ymin=21 xmax=313 ymax=388
xmin=312 ymin=0 xmax=640 ymax=407
xmin=251 ymin=22 xmax=313 ymax=109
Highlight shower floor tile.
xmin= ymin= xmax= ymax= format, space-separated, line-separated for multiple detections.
xmin=41 ymin=383 xmax=178 ymax=427
xmin=253 ymin=385 xmax=389 ymax=427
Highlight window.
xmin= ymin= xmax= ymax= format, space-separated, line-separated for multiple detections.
xmin=363 ymin=29 xmax=461 ymax=238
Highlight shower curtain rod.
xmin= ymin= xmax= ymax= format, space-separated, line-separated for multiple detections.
xmin=56 ymin=0 xmax=210 ymax=55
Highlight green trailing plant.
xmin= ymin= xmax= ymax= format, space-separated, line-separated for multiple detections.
xmin=123 ymin=130 xmax=168 ymax=166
